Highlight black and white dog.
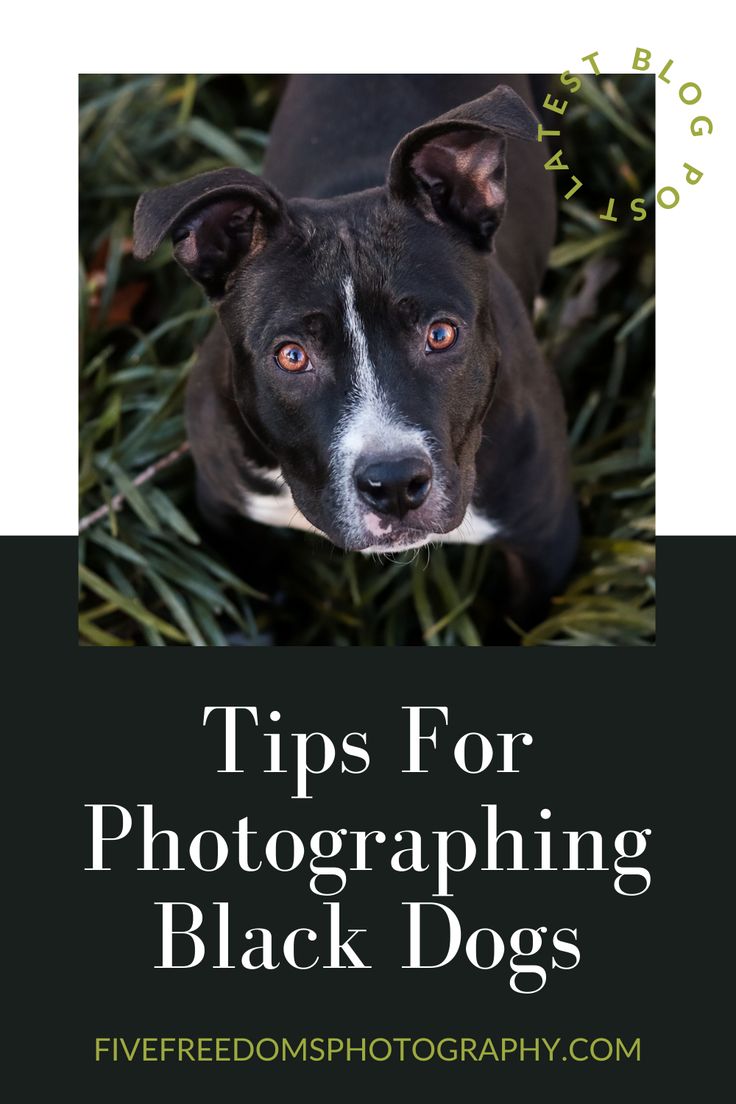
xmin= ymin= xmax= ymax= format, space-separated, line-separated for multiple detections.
xmin=134 ymin=75 xmax=579 ymax=617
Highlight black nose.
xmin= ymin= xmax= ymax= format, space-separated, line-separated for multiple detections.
xmin=355 ymin=456 xmax=433 ymax=518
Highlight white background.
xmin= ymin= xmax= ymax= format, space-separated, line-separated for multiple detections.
xmin=2 ymin=0 xmax=732 ymax=535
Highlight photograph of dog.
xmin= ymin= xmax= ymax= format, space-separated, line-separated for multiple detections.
xmin=79 ymin=74 xmax=655 ymax=646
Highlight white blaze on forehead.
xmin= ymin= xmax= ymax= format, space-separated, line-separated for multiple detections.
xmin=332 ymin=274 xmax=434 ymax=544
xmin=336 ymin=274 xmax=401 ymax=468
xmin=337 ymin=273 xmax=420 ymax=452
xmin=340 ymin=275 xmax=382 ymax=404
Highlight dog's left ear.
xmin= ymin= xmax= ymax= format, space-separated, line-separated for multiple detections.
xmin=388 ymin=84 xmax=538 ymax=249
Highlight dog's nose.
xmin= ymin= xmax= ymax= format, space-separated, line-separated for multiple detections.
xmin=355 ymin=456 xmax=433 ymax=518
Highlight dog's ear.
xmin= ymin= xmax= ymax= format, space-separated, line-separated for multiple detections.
xmin=133 ymin=168 xmax=285 ymax=298
xmin=388 ymin=84 xmax=538 ymax=250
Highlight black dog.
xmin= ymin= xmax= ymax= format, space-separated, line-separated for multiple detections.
xmin=134 ymin=75 xmax=579 ymax=619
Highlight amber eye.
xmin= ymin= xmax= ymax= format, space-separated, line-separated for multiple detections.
xmin=275 ymin=342 xmax=310 ymax=373
xmin=426 ymin=320 xmax=458 ymax=352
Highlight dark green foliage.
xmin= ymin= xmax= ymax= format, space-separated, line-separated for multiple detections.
xmin=79 ymin=74 xmax=654 ymax=646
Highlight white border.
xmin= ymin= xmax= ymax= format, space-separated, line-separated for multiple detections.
xmin=2 ymin=0 xmax=732 ymax=534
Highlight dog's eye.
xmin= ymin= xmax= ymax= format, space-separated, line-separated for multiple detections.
xmin=426 ymin=320 xmax=458 ymax=352
xmin=275 ymin=342 xmax=310 ymax=373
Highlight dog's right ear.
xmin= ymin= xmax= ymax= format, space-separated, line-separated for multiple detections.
xmin=133 ymin=168 xmax=285 ymax=298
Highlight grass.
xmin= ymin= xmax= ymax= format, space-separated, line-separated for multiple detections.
xmin=79 ymin=74 xmax=655 ymax=646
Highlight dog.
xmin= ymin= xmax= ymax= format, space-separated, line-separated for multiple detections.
xmin=133 ymin=75 xmax=579 ymax=621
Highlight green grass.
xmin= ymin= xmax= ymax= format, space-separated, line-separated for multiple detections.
xmin=79 ymin=74 xmax=655 ymax=646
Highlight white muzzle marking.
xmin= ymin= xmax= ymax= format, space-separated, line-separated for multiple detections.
xmin=331 ymin=275 xmax=436 ymax=545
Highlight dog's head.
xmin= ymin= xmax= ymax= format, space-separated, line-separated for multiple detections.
xmin=134 ymin=86 xmax=538 ymax=551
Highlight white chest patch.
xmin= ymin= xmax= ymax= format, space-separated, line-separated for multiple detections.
xmin=242 ymin=477 xmax=324 ymax=537
xmin=437 ymin=505 xmax=501 ymax=545
xmin=242 ymin=477 xmax=499 ymax=549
